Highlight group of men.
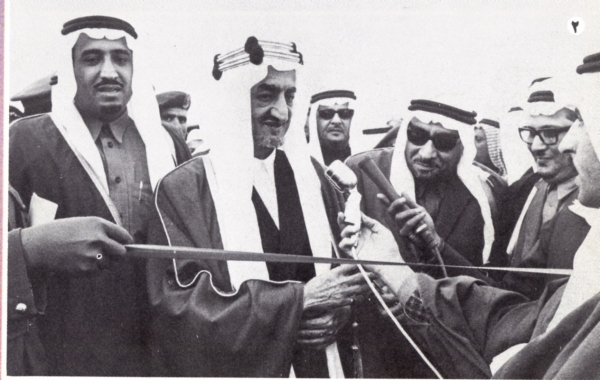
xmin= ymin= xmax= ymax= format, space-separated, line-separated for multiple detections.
xmin=6 ymin=14 xmax=600 ymax=379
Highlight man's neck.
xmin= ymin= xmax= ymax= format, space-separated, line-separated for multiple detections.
xmin=75 ymin=103 xmax=127 ymax=124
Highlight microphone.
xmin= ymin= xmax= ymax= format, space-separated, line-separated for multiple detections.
xmin=357 ymin=157 xmax=447 ymax=277
xmin=325 ymin=160 xmax=362 ymax=227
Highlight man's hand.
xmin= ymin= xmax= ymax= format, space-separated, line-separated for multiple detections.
xmin=377 ymin=192 xmax=441 ymax=249
xmin=297 ymin=306 xmax=351 ymax=350
xmin=376 ymin=285 xmax=404 ymax=319
xmin=338 ymin=213 xmax=404 ymax=274
xmin=303 ymin=265 xmax=372 ymax=314
xmin=21 ymin=216 xmax=133 ymax=276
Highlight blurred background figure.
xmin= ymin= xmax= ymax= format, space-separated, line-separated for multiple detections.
xmin=474 ymin=118 xmax=508 ymax=178
xmin=10 ymin=73 xmax=56 ymax=120
xmin=157 ymin=91 xmax=191 ymax=141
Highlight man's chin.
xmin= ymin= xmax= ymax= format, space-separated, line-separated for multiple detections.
xmin=259 ymin=135 xmax=285 ymax=149
xmin=99 ymin=104 xmax=125 ymax=118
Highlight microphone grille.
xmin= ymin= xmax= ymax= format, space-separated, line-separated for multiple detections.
xmin=325 ymin=160 xmax=357 ymax=192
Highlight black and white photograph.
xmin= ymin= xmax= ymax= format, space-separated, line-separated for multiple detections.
xmin=3 ymin=0 xmax=600 ymax=378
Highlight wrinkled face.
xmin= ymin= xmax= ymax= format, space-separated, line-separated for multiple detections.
xmin=250 ymin=65 xmax=296 ymax=156
xmin=160 ymin=107 xmax=188 ymax=137
xmin=72 ymin=34 xmax=133 ymax=121
xmin=559 ymin=119 xmax=600 ymax=207
xmin=473 ymin=127 xmax=490 ymax=163
xmin=316 ymin=102 xmax=353 ymax=146
xmin=522 ymin=108 xmax=577 ymax=184
xmin=404 ymin=117 xmax=463 ymax=181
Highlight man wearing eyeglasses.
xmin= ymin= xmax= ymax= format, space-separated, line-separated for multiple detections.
xmin=483 ymin=77 xmax=588 ymax=300
xmin=344 ymin=99 xmax=499 ymax=378
xmin=307 ymin=90 xmax=356 ymax=165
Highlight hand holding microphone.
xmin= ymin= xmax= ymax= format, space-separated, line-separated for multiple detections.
xmin=376 ymin=193 xmax=441 ymax=251
xmin=358 ymin=157 xmax=448 ymax=277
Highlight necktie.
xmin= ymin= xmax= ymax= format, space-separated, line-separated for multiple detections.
xmin=511 ymin=181 xmax=548 ymax=265
xmin=542 ymin=184 xmax=558 ymax=224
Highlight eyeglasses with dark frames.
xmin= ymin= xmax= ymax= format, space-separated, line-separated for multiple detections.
xmin=518 ymin=126 xmax=571 ymax=145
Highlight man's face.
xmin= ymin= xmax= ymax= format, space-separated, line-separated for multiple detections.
xmin=250 ymin=65 xmax=296 ymax=157
xmin=161 ymin=107 xmax=188 ymax=137
xmin=522 ymin=109 xmax=578 ymax=184
xmin=72 ymin=34 xmax=133 ymax=121
xmin=404 ymin=117 xmax=463 ymax=181
xmin=560 ymin=119 xmax=600 ymax=207
xmin=316 ymin=102 xmax=353 ymax=147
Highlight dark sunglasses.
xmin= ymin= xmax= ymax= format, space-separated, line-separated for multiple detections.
xmin=518 ymin=126 xmax=570 ymax=145
xmin=406 ymin=123 xmax=460 ymax=152
xmin=317 ymin=108 xmax=355 ymax=120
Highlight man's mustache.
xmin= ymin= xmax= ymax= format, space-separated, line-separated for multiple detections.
xmin=259 ymin=115 xmax=287 ymax=127
xmin=94 ymin=79 xmax=124 ymax=89
xmin=413 ymin=157 xmax=441 ymax=168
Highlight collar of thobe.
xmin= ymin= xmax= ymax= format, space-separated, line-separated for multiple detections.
xmin=83 ymin=110 xmax=133 ymax=143
xmin=554 ymin=175 xmax=578 ymax=202
xmin=253 ymin=149 xmax=279 ymax=229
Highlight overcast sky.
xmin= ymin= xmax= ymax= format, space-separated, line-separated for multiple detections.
xmin=7 ymin=0 xmax=599 ymax=151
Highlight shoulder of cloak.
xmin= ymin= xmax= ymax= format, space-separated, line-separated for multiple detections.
xmin=155 ymin=156 xmax=208 ymax=203
xmin=153 ymin=156 xmax=216 ymax=227
xmin=9 ymin=113 xmax=115 ymax=221
xmin=9 ymin=112 xmax=54 ymax=136
xmin=162 ymin=125 xmax=192 ymax=165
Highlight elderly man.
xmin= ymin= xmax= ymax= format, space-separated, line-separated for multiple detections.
xmin=307 ymin=89 xmax=356 ymax=165
xmin=341 ymin=51 xmax=600 ymax=379
xmin=157 ymin=90 xmax=191 ymax=140
xmin=9 ymin=16 xmax=189 ymax=376
xmin=146 ymin=37 xmax=370 ymax=378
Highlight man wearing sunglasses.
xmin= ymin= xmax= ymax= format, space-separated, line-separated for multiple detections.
xmin=307 ymin=90 xmax=356 ymax=165
xmin=345 ymin=99 xmax=499 ymax=378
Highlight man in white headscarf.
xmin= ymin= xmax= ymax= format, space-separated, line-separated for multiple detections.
xmin=146 ymin=37 xmax=371 ymax=378
xmin=307 ymin=89 xmax=356 ymax=166
xmin=347 ymin=99 xmax=498 ymax=273
xmin=344 ymin=99 xmax=500 ymax=378
xmin=9 ymin=15 xmax=189 ymax=376
xmin=482 ymin=76 xmax=586 ymax=300
xmin=339 ymin=51 xmax=600 ymax=379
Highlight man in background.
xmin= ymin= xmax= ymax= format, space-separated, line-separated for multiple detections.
xmin=157 ymin=90 xmax=191 ymax=141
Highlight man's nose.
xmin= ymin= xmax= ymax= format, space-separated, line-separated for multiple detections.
xmin=530 ymin=134 xmax=547 ymax=153
xmin=270 ymin=94 xmax=289 ymax=121
xmin=100 ymin=57 xmax=118 ymax=79
xmin=419 ymin=140 xmax=438 ymax=159
xmin=330 ymin=112 xmax=343 ymax=124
